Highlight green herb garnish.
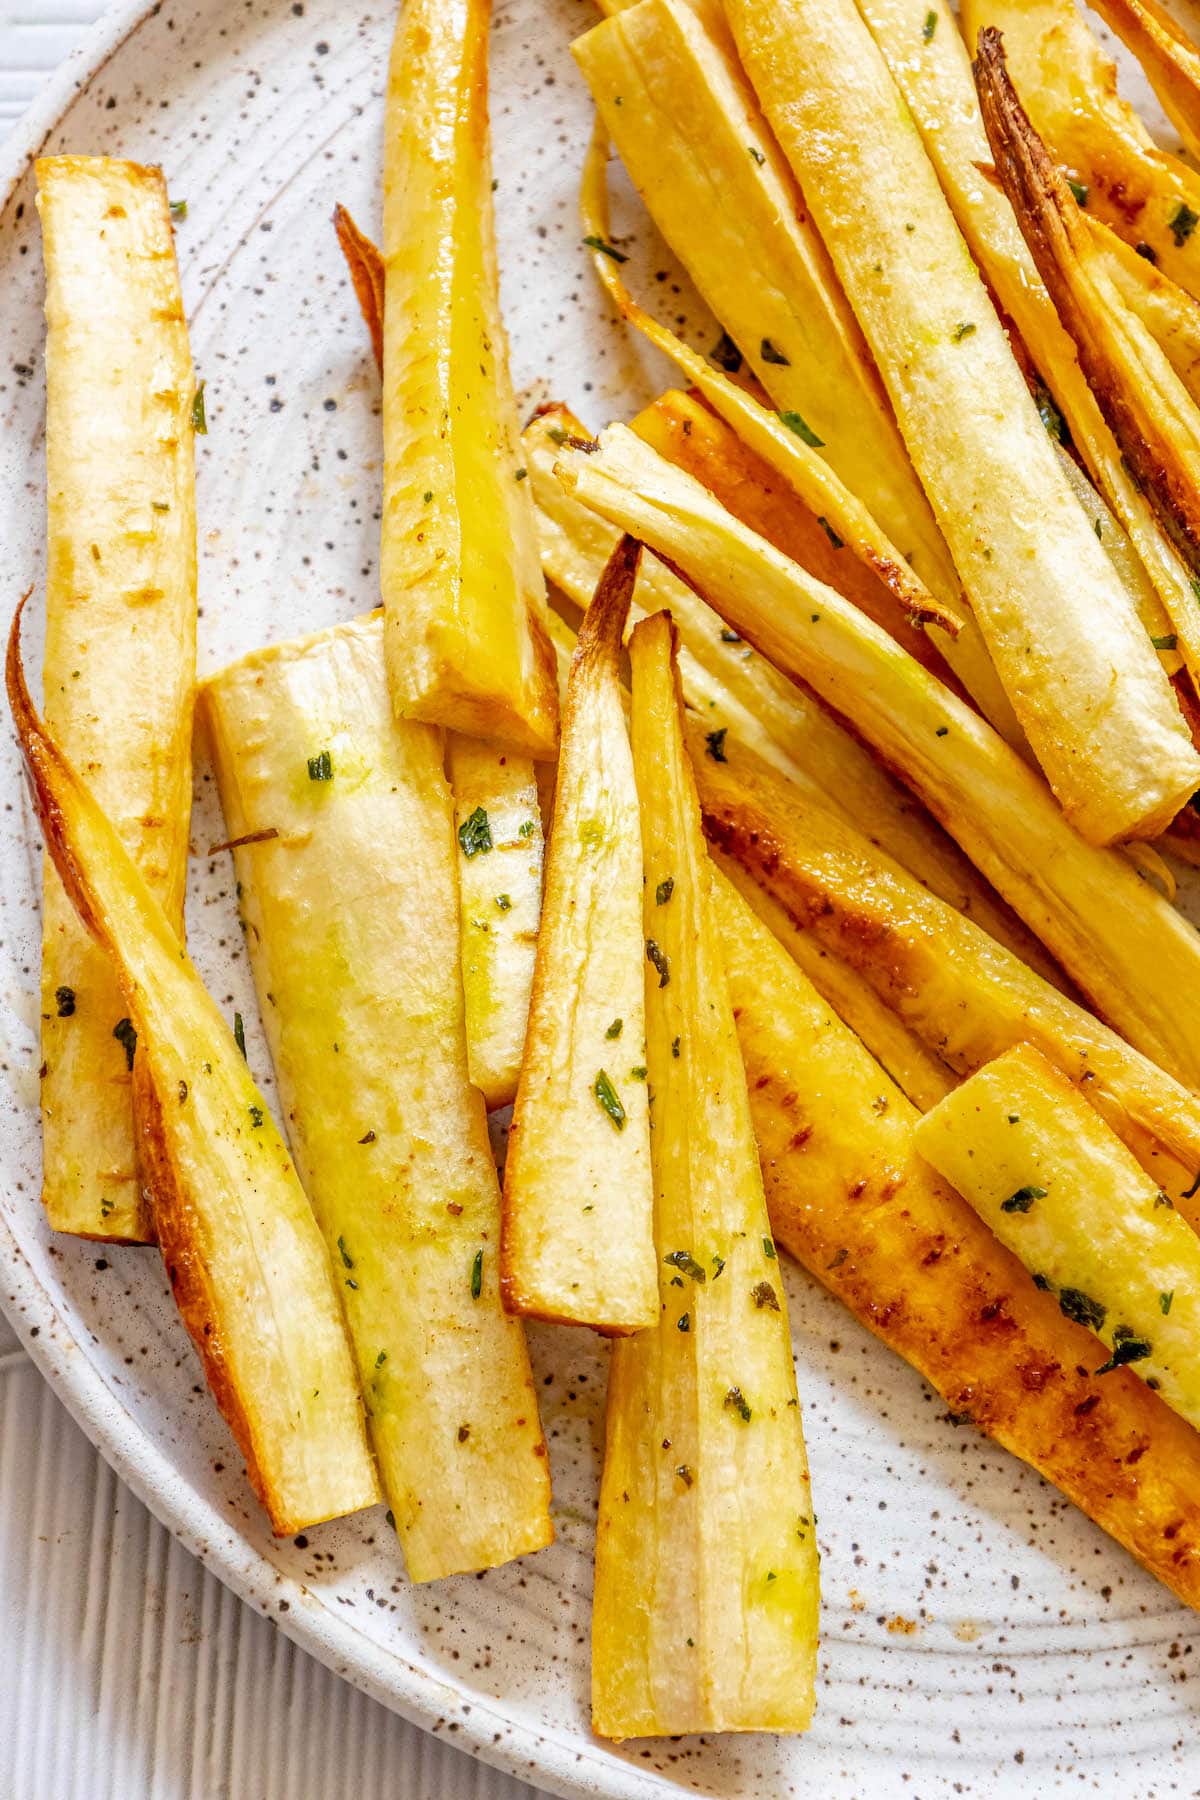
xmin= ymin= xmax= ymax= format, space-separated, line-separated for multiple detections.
xmin=1058 ymin=1286 xmax=1106 ymax=1331
xmin=248 ymin=1104 xmax=264 ymax=1128
xmin=458 ymin=807 xmax=493 ymax=857
xmin=170 ymin=198 xmax=188 ymax=221
xmin=1094 ymin=1324 xmax=1151 ymax=1375
xmin=656 ymin=876 xmax=675 ymax=905
xmin=752 ymin=1280 xmax=780 ymax=1311
xmin=1067 ymin=177 xmax=1089 ymax=207
xmin=1153 ymin=633 xmax=1178 ymax=650
xmin=470 ymin=1248 xmax=483 ymax=1298
xmin=677 ymin=1313 xmax=691 ymax=1332
xmin=594 ymin=1069 xmax=626 ymax=1130
xmin=1170 ymin=200 xmax=1199 ymax=246
xmin=748 ymin=145 xmax=765 ymax=165
xmin=307 ymin=749 xmax=333 ymax=781
xmin=192 ymin=381 xmax=207 ymax=434
xmin=1001 ymin=1184 xmax=1046 ymax=1213
xmin=711 ymin=331 xmax=742 ymax=373
xmin=646 ymin=938 xmax=670 ymax=986
xmin=724 ymin=1385 xmax=752 ymax=1422
xmin=761 ymin=338 xmax=790 ymax=366
xmin=664 ymin=1249 xmax=707 ymax=1283
xmin=338 ymin=1236 xmax=354 ymax=1269
xmin=55 ymin=985 xmax=76 ymax=1017
xmin=583 ymin=234 xmax=628 ymax=263
xmin=952 ymin=321 xmax=976 ymax=342
xmin=605 ymin=1018 xmax=623 ymax=1039
xmin=495 ymin=893 xmax=512 ymax=911
xmin=922 ymin=8 xmax=937 ymax=38
xmin=817 ymin=516 xmax=844 ymax=549
xmin=234 ymin=1011 xmax=247 ymax=1059
xmin=113 ymin=1017 xmax=137 ymax=1071
xmin=1160 ymin=1290 xmax=1175 ymax=1315
xmin=705 ymin=727 xmax=728 ymax=761
xmin=779 ymin=409 xmax=824 ymax=446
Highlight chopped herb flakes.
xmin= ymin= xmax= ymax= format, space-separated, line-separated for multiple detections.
xmin=720 ymin=627 xmax=742 ymax=643
xmin=495 ymin=893 xmax=512 ymax=911
xmin=1160 ymin=1289 xmax=1175 ymax=1315
xmin=248 ymin=1104 xmax=264 ymax=1128
xmin=518 ymin=818 xmax=536 ymax=838
xmin=358 ymin=1129 xmax=376 ymax=1144
xmin=547 ymin=425 xmax=568 ymax=447
xmin=1036 ymin=386 xmax=1066 ymax=443
xmin=458 ymin=807 xmax=493 ymax=857
xmin=1182 ymin=1168 xmax=1200 ymax=1199
xmin=594 ymin=1069 xmax=626 ymax=1130
xmin=307 ymin=748 xmax=333 ymax=782
xmin=1058 ymin=1286 xmax=1105 ymax=1331
xmin=1094 ymin=1325 xmax=1151 ymax=1375
xmin=752 ymin=1280 xmax=780 ymax=1311
xmin=761 ymin=338 xmax=790 ymax=366
xmin=192 ymin=381 xmax=207 ymax=434
xmin=583 ymin=234 xmax=628 ymax=263
xmin=664 ymin=1249 xmax=706 ymax=1283
xmin=763 ymin=1236 xmax=777 ymax=1259
xmin=630 ymin=1065 xmax=648 ymax=1080
xmin=656 ymin=876 xmax=675 ymax=905
xmin=705 ymin=727 xmax=728 ymax=761
xmin=470 ymin=1248 xmax=484 ymax=1298
xmin=54 ymin=985 xmax=75 ymax=1017
xmin=724 ymin=1385 xmax=752 ymax=1422
xmin=748 ymin=145 xmax=765 ymax=165
xmin=677 ymin=1313 xmax=691 ymax=1333
xmin=170 ymin=198 xmax=188 ymax=221
xmin=922 ymin=7 xmax=937 ymax=37
xmin=338 ymin=1236 xmax=354 ymax=1269
xmin=646 ymin=938 xmax=670 ymax=986
xmin=1001 ymin=1184 xmax=1046 ymax=1213
xmin=711 ymin=1254 xmax=726 ymax=1280
xmin=675 ymin=1464 xmax=694 ymax=1488
xmin=1067 ymin=177 xmax=1089 ymax=207
xmin=1152 ymin=633 xmax=1178 ymax=650
xmin=514 ymin=467 xmax=528 ymax=481
xmin=711 ymin=331 xmax=742 ymax=373
xmin=952 ymin=321 xmax=976 ymax=342
xmin=605 ymin=1018 xmax=623 ymax=1039
xmin=112 ymin=1017 xmax=137 ymax=1071
xmin=779 ymin=409 xmax=824 ymax=446
xmin=1170 ymin=200 xmax=1199 ymax=246
xmin=826 ymin=1247 xmax=849 ymax=1272
xmin=671 ymin=1035 xmax=681 ymax=1058
xmin=1156 ymin=1190 xmax=1176 ymax=1209
xmin=817 ymin=516 xmax=844 ymax=549
xmin=234 ymin=1011 xmax=247 ymax=1059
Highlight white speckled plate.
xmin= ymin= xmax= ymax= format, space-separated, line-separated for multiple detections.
xmin=2 ymin=2 xmax=1200 ymax=1795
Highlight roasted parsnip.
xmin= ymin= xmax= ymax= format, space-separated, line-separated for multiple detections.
xmin=9 ymin=610 xmax=376 ymax=1535
xmin=524 ymin=403 xmax=1054 ymax=977
xmin=977 ymin=32 xmax=1200 ymax=600
xmin=716 ymin=873 xmax=1200 ymax=1612
xmin=592 ymin=608 xmax=818 ymax=1739
xmin=570 ymin=0 xmax=1017 ymax=726
xmin=502 ymin=539 xmax=655 ymax=1332
xmin=381 ymin=0 xmax=558 ymax=757
xmin=560 ymin=427 xmax=1200 ymax=1086
xmin=854 ymin=0 xmax=1200 ymax=678
xmin=724 ymin=0 xmax=1200 ymax=842
xmin=202 ymin=616 xmax=552 ymax=1576
xmin=961 ymin=0 xmax=1200 ymax=298
xmin=915 ymin=1043 xmax=1200 ymax=1435
xmin=36 ymin=156 xmax=197 ymax=1243
xmin=695 ymin=728 xmax=1200 ymax=1199
xmin=448 ymin=735 xmax=543 ymax=1111
xmin=1088 ymin=0 xmax=1200 ymax=163
xmin=1086 ymin=215 xmax=1200 ymax=410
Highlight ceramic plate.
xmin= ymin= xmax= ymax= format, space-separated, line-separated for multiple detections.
xmin=2 ymin=2 xmax=1199 ymax=1794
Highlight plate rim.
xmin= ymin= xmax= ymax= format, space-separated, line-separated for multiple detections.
xmin=0 ymin=9 xmax=661 ymax=1797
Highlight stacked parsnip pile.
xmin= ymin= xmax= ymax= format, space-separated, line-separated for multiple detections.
xmin=22 ymin=0 xmax=1200 ymax=1751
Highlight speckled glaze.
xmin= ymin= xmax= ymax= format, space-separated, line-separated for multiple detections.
xmin=2 ymin=3 xmax=1200 ymax=1795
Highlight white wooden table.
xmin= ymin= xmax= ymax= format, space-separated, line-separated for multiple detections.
xmin=0 ymin=10 xmax=542 ymax=1797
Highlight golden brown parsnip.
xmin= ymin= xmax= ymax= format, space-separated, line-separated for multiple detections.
xmin=381 ymin=0 xmax=558 ymax=757
xmin=725 ymin=0 xmax=1200 ymax=843
xmin=36 ymin=155 xmax=197 ymax=1243
xmin=1088 ymin=0 xmax=1200 ymax=162
xmin=9 ymin=610 xmax=377 ymax=1537
xmin=447 ymin=736 xmax=544 ymax=1112
xmin=592 ymin=609 xmax=819 ymax=1739
xmin=694 ymin=729 xmax=1200 ymax=1194
xmin=961 ymin=0 xmax=1200 ymax=298
xmin=916 ymin=1044 xmax=1200 ymax=1435
xmin=202 ymin=616 xmax=552 ymax=1576
xmin=502 ymin=539 xmax=656 ymax=1332
xmin=717 ymin=874 xmax=1200 ymax=1613
xmin=561 ymin=427 xmax=1200 ymax=1088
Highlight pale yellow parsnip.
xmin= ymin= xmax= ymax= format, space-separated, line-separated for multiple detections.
xmin=202 ymin=617 xmax=552 ymax=1576
xmin=37 ymin=155 xmax=197 ymax=1242
xmin=10 ymin=615 xmax=376 ymax=1537
xmin=502 ymin=538 xmax=656 ymax=1332
xmin=592 ymin=607 xmax=818 ymax=1739
xmin=915 ymin=1044 xmax=1200 ymax=1436
xmin=724 ymin=0 xmax=1200 ymax=842
xmin=381 ymin=0 xmax=558 ymax=757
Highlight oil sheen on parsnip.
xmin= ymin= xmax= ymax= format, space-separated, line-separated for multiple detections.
xmin=36 ymin=156 xmax=197 ymax=1244
xmin=592 ymin=609 xmax=818 ymax=1739
xmin=203 ymin=615 xmax=552 ymax=1578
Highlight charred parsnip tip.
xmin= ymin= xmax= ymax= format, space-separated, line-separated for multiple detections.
xmin=855 ymin=0 xmax=1196 ymax=683
xmin=380 ymin=0 xmax=558 ymax=758
xmin=916 ymin=1043 xmax=1200 ymax=1437
xmin=8 ymin=605 xmax=377 ymax=1535
xmin=558 ymin=425 xmax=1200 ymax=1087
xmin=716 ymin=873 xmax=1200 ymax=1613
xmin=592 ymin=608 xmax=818 ymax=1740
xmin=523 ymin=401 xmax=1055 ymax=979
xmin=36 ymin=155 xmax=198 ymax=1244
xmin=976 ymin=31 xmax=1200 ymax=598
xmin=502 ymin=537 xmax=656 ymax=1333
xmin=725 ymin=0 xmax=1200 ymax=844
xmin=577 ymin=120 xmax=962 ymax=640
xmin=202 ymin=615 xmax=552 ymax=1578
xmin=333 ymin=203 xmax=384 ymax=372
xmin=961 ymin=0 xmax=1200 ymax=300
xmin=570 ymin=0 xmax=1024 ymax=736
xmin=448 ymin=736 xmax=544 ymax=1113
xmin=693 ymin=726 xmax=1200 ymax=1203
